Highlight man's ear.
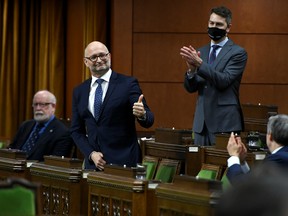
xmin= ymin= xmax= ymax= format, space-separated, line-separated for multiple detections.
xmin=226 ymin=23 xmax=232 ymax=33
xmin=83 ymin=58 xmax=88 ymax=66
xmin=267 ymin=132 xmax=273 ymax=142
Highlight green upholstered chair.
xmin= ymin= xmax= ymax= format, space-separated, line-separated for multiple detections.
xmin=221 ymin=168 xmax=231 ymax=190
xmin=0 ymin=178 xmax=41 ymax=216
xmin=154 ymin=158 xmax=181 ymax=183
xmin=197 ymin=169 xmax=217 ymax=180
xmin=0 ymin=137 xmax=10 ymax=149
xmin=142 ymin=156 xmax=159 ymax=180
xmin=196 ymin=163 xmax=222 ymax=181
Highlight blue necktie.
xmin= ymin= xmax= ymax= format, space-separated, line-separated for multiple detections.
xmin=94 ymin=79 xmax=104 ymax=121
xmin=22 ymin=123 xmax=44 ymax=152
xmin=209 ymin=45 xmax=220 ymax=64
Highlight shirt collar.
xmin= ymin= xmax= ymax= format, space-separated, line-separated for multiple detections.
xmin=271 ymin=146 xmax=284 ymax=154
xmin=210 ymin=37 xmax=228 ymax=48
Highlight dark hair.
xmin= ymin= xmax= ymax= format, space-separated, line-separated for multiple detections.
xmin=211 ymin=6 xmax=232 ymax=25
xmin=267 ymin=114 xmax=288 ymax=146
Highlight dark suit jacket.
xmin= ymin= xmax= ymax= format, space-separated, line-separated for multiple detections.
xmin=184 ymin=39 xmax=248 ymax=134
xmin=71 ymin=71 xmax=154 ymax=169
xmin=227 ymin=146 xmax=288 ymax=183
xmin=9 ymin=118 xmax=73 ymax=161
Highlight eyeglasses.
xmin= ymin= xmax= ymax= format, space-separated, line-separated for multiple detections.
xmin=32 ymin=103 xmax=53 ymax=108
xmin=85 ymin=53 xmax=110 ymax=62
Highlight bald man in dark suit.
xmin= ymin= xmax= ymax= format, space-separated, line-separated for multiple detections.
xmin=71 ymin=41 xmax=154 ymax=170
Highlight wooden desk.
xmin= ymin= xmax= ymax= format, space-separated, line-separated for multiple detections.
xmin=186 ymin=146 xmax=267 ymax=177
xmin=87 ymin=169 xmax=148 ymax=216
xmin=0 ymin=157 xmax=30 ymax=180
xmin=0 ymin=149 xmax=30 ymax=180
xmin=202 ymin=147 xmax=265 ymax=167
xmin=155 ymin=175 xmax=222 ymax=216
xmin=86 ymin=164 xmax=225 ymax=216
xmin=242 ymin=103 xmax=278 ymax=133
xmin=155 ymin=128 xmax=192 ymax=145
xmin=30 ymin=156 xmax=87 ymax=216
xmin=185 ymin=145 xmax=203 ymax=176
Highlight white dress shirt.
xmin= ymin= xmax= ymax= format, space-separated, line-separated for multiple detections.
xmin=88 ymin=69 xmax=112 ymax=117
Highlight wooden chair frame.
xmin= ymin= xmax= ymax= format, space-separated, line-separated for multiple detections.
xmin=197 ymin=163 xmax=223 ymax=180
xmin=142 ymin=155 xmax=160 ymax=180
xmin=154 ymin=158 xmax=181 ymax=183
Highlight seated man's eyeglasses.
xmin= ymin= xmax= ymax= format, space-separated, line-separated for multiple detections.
xmin=85 ymin=53 xmax=109 ymax=62
xmin=32 ymin=103 xmax=53 ymax=108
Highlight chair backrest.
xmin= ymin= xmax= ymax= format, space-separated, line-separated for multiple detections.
xmin=0 ymin=177 xmax=41 ymax=216
xmin=59 ymin=117 xmax=71 ymax=128
xmin=196 ymin=163 xmax=223 ymax=180
xmin=142 ymin=155 xmax=159 ymax=180
xmin=0 ymin=137 xmax=10 ymax=149
xmin=220 ymin=167 xmax=231 ymax=190
xmin=154 ymin=158 xmax=181 ymax=183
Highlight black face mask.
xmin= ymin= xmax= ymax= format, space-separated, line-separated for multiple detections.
xmin=207 ymin=27 xmax=226 ymax=41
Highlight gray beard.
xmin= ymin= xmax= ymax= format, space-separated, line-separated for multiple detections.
xmin=34 ymin=113 xmax=49 ymax=123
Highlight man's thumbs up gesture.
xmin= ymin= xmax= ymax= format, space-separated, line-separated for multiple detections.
xmin=133 ymin=94 xmax=146 ymax=120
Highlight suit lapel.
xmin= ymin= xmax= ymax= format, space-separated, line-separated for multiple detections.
xmin=81 ymin=79 xmax=94 ymax=118
xmin=28 ymin=119 xmax=56 ymax=156
xmin=19 ymin=122 xmax=36 ymax=149
xmin=201 ymin=45 xmax=210 ymax=63
xmin=84 ymin=78 xmax=92 ymax=114
xmin=214 ymin=39 xmax=233 ymax=66
xmin=38 ymin=119 xmax=56 ymax=141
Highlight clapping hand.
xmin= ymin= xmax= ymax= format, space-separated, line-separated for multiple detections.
xmin=227 ymin=132 xmax=247 ymax=163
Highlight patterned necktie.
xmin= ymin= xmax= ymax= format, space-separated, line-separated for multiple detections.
xmin=22 ymin=123 xmax=44 ymax=152
xmin=94 ymin=79 xmax=104 ymax=121
xmin=209 ymin=45 xmax=220 ymax=64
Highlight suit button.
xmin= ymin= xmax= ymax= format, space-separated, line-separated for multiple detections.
xmin=204 ymin=85 xmax=207 ymax=88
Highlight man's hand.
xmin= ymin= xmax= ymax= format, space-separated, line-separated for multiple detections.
xmin=227 ymin=132 xmax=242 ymax=157
xmin=91 ymin=151 xmax=106 ymax=170
xmin=180 ymin=45 xmax=202 ymax=70
xmin=237 ymin=136 xmax=247 ymax=164
xmin=133 ymin=94 xmax=146 ymax=119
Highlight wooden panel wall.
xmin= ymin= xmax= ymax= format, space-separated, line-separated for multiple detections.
xmin=64 ymin=0 xmax=288 ymax=133
xmin=109 ymin=0 xmax=288 ymax=133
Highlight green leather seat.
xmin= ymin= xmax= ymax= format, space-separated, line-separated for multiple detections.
xmin=143 ymin=160 xmax=158 ymax=180
xmin=221 ymin=172 xmax=231 ymax=190
xmin=0 ymin=186 xmax=35 ymax=216
xmin=0 ymin=178 xmax=39 ymax=216
xmin=196 ymin=163 xmax=222 ymax=181
xmin=154 ymin=159 xmax=180 ymax=183
xmin=154 ymin=164 xmax=177 ymax=183
xmin=197 ymin=169 xmax=217 ymax=180
xmin=142 ymin=156 xmax=159 ymax=180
